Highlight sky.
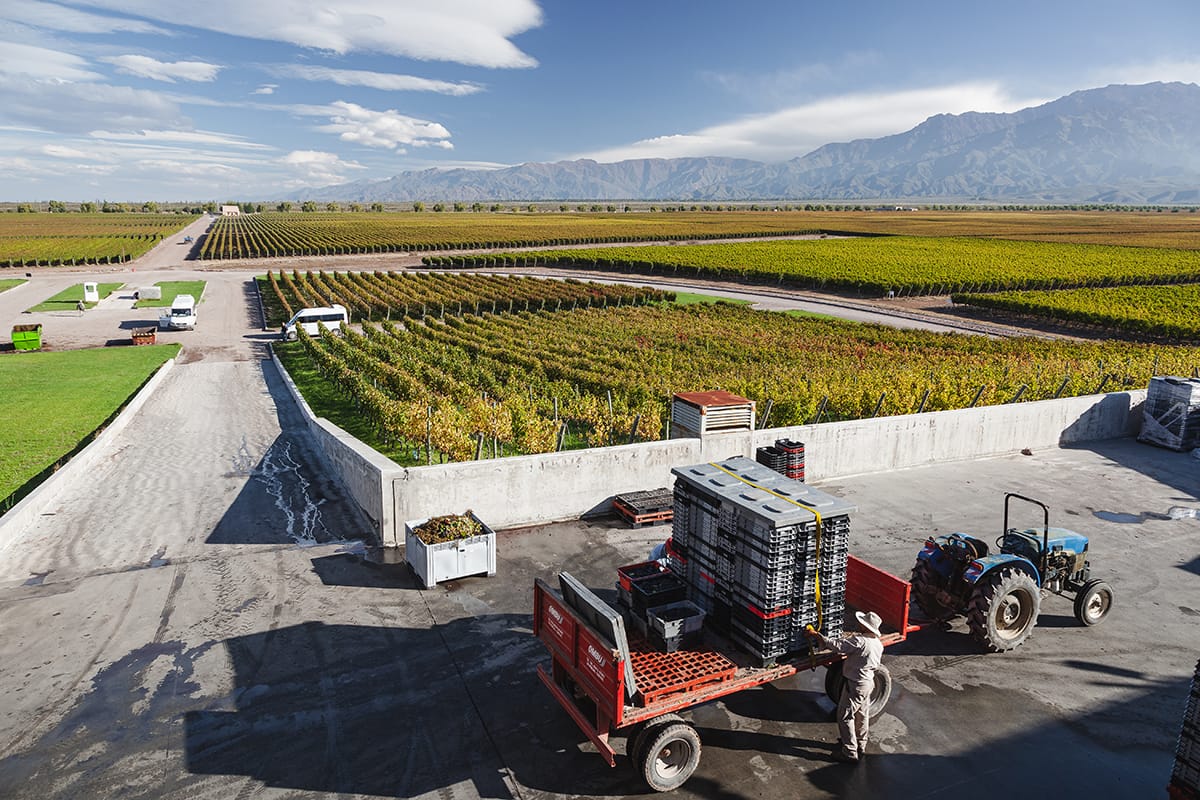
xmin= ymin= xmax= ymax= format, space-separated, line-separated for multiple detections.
xmin=2 ymin=0 xmax=1199 ymax=202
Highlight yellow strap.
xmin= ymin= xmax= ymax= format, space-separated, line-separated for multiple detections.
xmin=706 ymin=462 xmax=824 ymax=634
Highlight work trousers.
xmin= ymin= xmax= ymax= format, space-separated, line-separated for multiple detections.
xmin=837 ymin=678 xmax=872 ymax=757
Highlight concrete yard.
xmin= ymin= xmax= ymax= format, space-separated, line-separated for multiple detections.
xmin=0 ymin=402 xmax=1195 ymax=799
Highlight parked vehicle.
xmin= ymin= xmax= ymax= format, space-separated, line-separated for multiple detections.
xmin=159 ymin=294 xmax=197 ymax=331
xmin=910 ymin=493 xmax=1113 ymax=651
xmin=280 ymin=304 xmax=348 ymax=340
xmin=534 ymin=554 xmax=916 ymax=791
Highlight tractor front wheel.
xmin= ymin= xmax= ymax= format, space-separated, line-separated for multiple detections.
xmin=1073 ymin=579 xmax=1113 ymax=626
xmin=967 ymin=567 xmax=1041 ymax=652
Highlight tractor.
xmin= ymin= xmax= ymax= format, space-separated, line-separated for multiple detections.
xmin=910 ymin=493 xmax=1114 ymax=651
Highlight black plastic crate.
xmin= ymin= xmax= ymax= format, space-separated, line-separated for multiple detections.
xmin=631 ymin=573 xmax=687 ymax=618
xmin=731 ymin=602 xmax=793 ymax=640
xmin=708 ymin=596 xmax=733 ymax=634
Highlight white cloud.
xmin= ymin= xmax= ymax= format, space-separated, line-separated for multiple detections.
xmin=0 ymin=0 xmax=170 ymax=35
xmin=131 ymin=159 xmax=243 ymax=178
xmin=280 ymin=149 xmax=366 ymax=185
xmin=88 ymin=129 xmax=273 ymax=149
xmin=2 ymin=75 xmax=184 ymax=133
xmin=0 ymin=42 xmax=102 ymax=81
xmin=39 ymin=144 xmax=97 ymax=159
xmin=72 ymin=0 xmax=543 ymax=68
xmin=309 ymin=101 xmax=452 ymax=151
xmin=268 ymin=64 xmax=482 ymax=95
xmin=252 ymin=84 xmax=277 ymax=95
xmin=102 ymin=54 xmax=221 ymax=83
xmin=578 ymin=83 xmax=1044 ymax=163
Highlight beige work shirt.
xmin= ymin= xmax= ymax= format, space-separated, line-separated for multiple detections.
xmin=828 ymin=633 xmax=883 ymax=685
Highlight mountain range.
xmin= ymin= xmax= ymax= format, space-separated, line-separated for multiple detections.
xmin=304 ymin=82 xmax=1200 ymax=205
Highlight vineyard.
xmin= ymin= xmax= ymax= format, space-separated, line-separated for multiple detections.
xmin=952 ymin=284 xmax=1200 ymax=341
xmin=425 ymin=236 xmax=1200 ymax=296
xmin=274 ymin=286 xmax=1197 ymax=466
xmin=199 ymin=212 xmax=832 ymax=259
xmin=258 ymin=270 xmax=669 ymax=327
xmin=0 ymin=213 xmax=197 ymax=266
xmin=198 ymin=210 xmax=1200 ymax=260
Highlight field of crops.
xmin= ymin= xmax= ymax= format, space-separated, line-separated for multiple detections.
xmin=276 ymin=290 xmax=1196 ymax=465
xmin=259 ymin=270 xmax=669 ymax=327
xmin=199 ymin=212 xmax=831 ymax=259
xmin=195 ymin=210 xmax=1200 ymax=261
xmin=953 ymin=284 xmax=1200 ymax=340
xmin=427 ymin=236 xmax=1200 ymax=296
xmin=0 ymin=213 xmax=197 ymax=266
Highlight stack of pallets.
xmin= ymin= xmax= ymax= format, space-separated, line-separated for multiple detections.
xmin=1171 ymin=658 xmax=1200 ymax=800
xmin=613 ymin=488 xmax=674 ymax=526
xmin=668 ymin=457 xmax=855 ymax=666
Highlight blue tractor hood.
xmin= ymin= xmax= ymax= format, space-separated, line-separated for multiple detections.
xmin=1016 ymin=526 xmax=1089 ymax=554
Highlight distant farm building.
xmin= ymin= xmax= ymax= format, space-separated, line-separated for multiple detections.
xmin=220 ymin=205 xmax=240 ymax=217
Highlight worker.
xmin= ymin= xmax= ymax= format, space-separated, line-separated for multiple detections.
xmin=806 ymin=610 xmax=884 ymax=764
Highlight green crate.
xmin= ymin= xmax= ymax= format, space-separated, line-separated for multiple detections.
xmin=11 ymin=324 xmax=41 ymax=351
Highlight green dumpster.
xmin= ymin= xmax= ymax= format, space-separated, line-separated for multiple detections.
xmin=12 ymin=323 xmax=42 ymax=351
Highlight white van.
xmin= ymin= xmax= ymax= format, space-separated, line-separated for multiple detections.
xmin=159 ymin=294 xmax=197 ymax=330
xmin=281 ymin=304 xmax=348 ymax=340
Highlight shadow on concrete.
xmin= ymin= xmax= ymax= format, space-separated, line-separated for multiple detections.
xmin=207 ymin=359 xmax=374 ymax=545
xmin=242 ymin=278 xmax=265 ymax=332
xmin=183 ymin=618 xmax=538 ymax=798
xmin=1065 ymin=437 xmax=1200 ymax=503
xmin=117 ymin=319 xmax=161 ymax=330
xmin=309 ymin=552 xmax=424 ymax=589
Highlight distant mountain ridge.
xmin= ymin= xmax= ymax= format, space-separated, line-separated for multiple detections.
xmin=304 ymin=82 xmax=1200 ymax=204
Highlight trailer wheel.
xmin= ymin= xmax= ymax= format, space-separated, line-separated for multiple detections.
xmin=1073 ymin=579 xmax=1113 ymax=626
xmin=629 ymin=713 xmax=684 ymax=770
xmin=639 ymin=722 xmax=701 ymax=792
xmin=823 ymin=661 xmax=844 ymax=705
xmin=825 ymin=662 xmax=893 ymax=720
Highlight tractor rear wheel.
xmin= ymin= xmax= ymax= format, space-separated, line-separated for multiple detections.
xmin=967 ymin=567 xmax=1040 ymax=652
xmin=910 ymin=559 xmax=953 ymax=619
xmin=1073 ymin=579 xmax=1113 ymax=626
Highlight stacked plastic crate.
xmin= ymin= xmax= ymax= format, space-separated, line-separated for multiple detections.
xmin=756 ymin=440 xmax=806 ymax=482
xmin=1171 ymin=658 xmax=1200 ymax=800
xmin=774 ymin=439 xmax=806 ymax=482
xmin=1139 ymin=376 xmax=1200 ymax=452
xmin=669 ymin=457 xmax=854 ymax=665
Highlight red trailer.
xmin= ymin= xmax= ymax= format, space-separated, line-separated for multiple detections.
xmin=533 ymin=554 xmax=918 ymax=791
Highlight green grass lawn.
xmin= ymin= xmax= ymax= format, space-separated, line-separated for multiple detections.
xmin=0 ymin=344 xmax=180 ymax=506
xmin=0 ymin=279 xmax=26 ymax=294
xmin=134 ymin=280 xmax=206 ymax=308
xmin=27 ymin=282 xmax=124 ymax=313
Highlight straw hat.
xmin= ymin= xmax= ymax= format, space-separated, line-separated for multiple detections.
xmin=855 ymin=610 xmax=882 ymax=637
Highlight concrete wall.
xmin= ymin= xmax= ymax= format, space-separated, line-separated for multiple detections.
xmin=389 ymin=390 xmax=1146 ymax=540
xmin=270 ymin=351 xmax=405 ymax=544
xmin=270 ymin=350 xmax=1146 ymax=545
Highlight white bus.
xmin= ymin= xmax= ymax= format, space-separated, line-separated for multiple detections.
xmin=281 ymin=304 xmax=348 ymax=340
